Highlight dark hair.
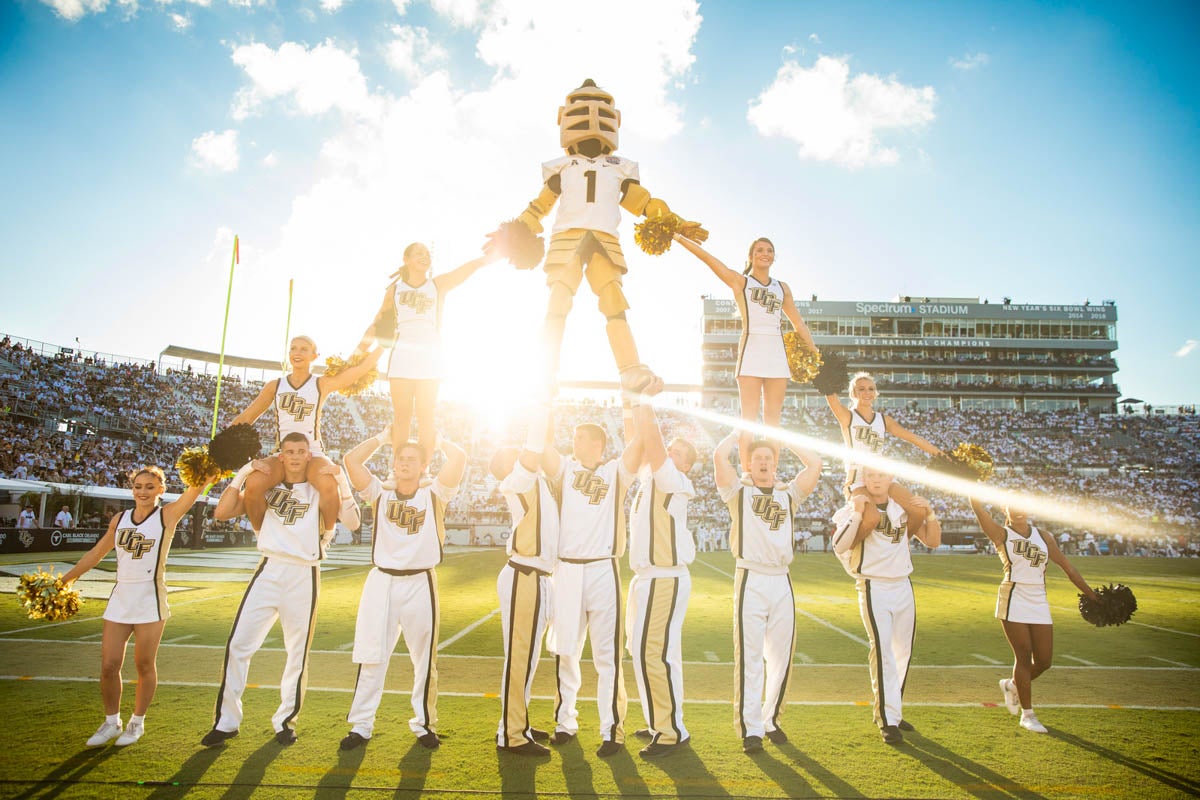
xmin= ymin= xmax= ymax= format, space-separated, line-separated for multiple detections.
xmin=747 ymin=440 xmax=776 ymax=459
xmin=281 ymin=432 xmax=310 ymax=447
xmin=396 ymin=439 xmax=427 ymax=464
xmin=576 ymin=423 xmax=607 ymax=452
xmin=743 ymin=237 xmax=775 ymax=276
xmin=128 ymin=465 xmax=166 ymax=486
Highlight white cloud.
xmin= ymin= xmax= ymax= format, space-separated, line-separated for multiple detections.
xmin=782 ymin=44 xmax=796 ymax=55
xmin=747 ymin=55 xmax=936 ymax=168
xmin=40 ymin=0 xmax=111 ymax=21
xmin=230 ymin=40 xmax=380 ymax=121
xmin=261 ymin=152 xmax=278 ymax=167
xmin=190 ymin=129 xmax=239 ymax=172
xmin=169 ymin=11 xmax=190 ymax=29
xmin=319 ymin=0 xmax=346 ymax=11
xmin=385 ymin=25 xmax=448 ymax=79
xmin=430 ymin=0 xmax=483 ymax=27
xmin=1176 ymin=340 xmax=1198 ymax=358
xmin=390 ymin=0 xmax=411 ymax=13
xmin=951 ymin=52 xmax=989 ymax=71
xmin=809 ymin=33 xmax=821 ymax=44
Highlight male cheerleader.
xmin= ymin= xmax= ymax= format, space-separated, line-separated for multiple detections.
xmin=831 ymin=467 xmax=941 ymax=744
xmin=714 ymin=432 xmax=821 ymax=754
xmin=490 ymin=403 xmax=558 ymax=757
xmin=337 ymin=426 xmax=466 ymax=751
xmin=625 ymin=402 xmax=698 ymax=759
xmin=203 ymin=433 xmax=351 ymax=746
xmin=544 ymin=411 xmax=639 ymax=757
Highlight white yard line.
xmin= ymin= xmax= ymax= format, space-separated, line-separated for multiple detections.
xmin=437 ymin=608 xmax=499 ymax=651
xmin=162 ymin=634 xmax=198 ymax=644
xmin=4 ymin=674 xmax=1198 ymax=712
xmin=971 ymin=653 xmax=1004 ymax=665
xmin=1061 ymin=654 xmax=1099 ymax=666
xmin=1150 ymin=656 xmax=1193 ymax=667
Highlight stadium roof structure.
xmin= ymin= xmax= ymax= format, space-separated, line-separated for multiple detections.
xmin=159 ymin=345 xmax=284 ymax=373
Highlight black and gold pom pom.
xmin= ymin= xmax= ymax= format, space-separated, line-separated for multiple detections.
xmin=812 ymin=351 xmax=849 ymax=396
xmin=488 ymin=220 xmax=545 ymax=270
xmin=176 ymin=447 xmax=222 ymax=488
xmin=17 ymin=569 xmax=82 ymax=622
xmin=634 ymin=214 xmax=680 ymax=255
xmin=1079 ymin=583 xmax=1137 ymax=627
xmin=208 ymin=423 xmax=261 ymax=471
xmin=782 ymin=332 xmax=822 ymax=383
xmin=324 ymin=353 xmax=379 ymax=396
xmin=929 ymin=442 xmax=995 ymax=482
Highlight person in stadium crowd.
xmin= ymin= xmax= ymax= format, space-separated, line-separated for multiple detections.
xmin=544 ymin=398 xmax=648 ymax=758
xmin=203 ymin=433 xmax=351 ymax=747
xmin=489 ymin=403 xmax=558 ymax=757
xmin=337 ymin=425 xmax=467 ymax=751
xmin=354 ymin=243 xmax=499 ymax=469
xmin=674 ymin=233 xmax=818 ymax=480
xmin=17 ymin=504 xmax=38 ymax=528
xmin=969 ymin=495 xmax=1099 ymax=734
xmin=625 ymin=400 xmax=698 ymax=758
xmin=713 ymin=431 xmax=822 ymax=753
xmin=230 ymin=335 xmax=379 ymax=540
xmin=54 ymin=504 xmax=75 ymax=529
xmin=61 ymin=465 xmax=209 ymax=748
xmin=830 ymin=467 xmax=941 ymax=745
xmin=824 ymin=372 xmax=943 ymax=499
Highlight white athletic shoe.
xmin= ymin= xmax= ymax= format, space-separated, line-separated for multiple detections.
xmin=999 ymin=679 xmax=1020 ymax=715
xmin=86 ymin=720 xmax=123 ymax=747
xmin=1019 ymin=712 xmax=1047 ymax=734
xmin=115 ymin=720 xmax=144 ymax=746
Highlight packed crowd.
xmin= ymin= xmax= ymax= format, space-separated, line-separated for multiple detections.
xmin=2 ymin=336 xmax=1196 ymax=550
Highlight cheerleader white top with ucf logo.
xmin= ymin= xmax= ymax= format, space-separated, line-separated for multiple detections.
xmin=842 ymin=409 xmax=887 ymax=481
xmin=543 ymin=154 xmax=640 ymax=236
xmin=499 ymin=461 xmax=559 ymax=574
xmin=273 ymin=374 xmax=324 ymax=455
xmin=999 ymin=525 xmax=1049 ymax=585
xmin=363 ymin=475 xmax=457 ymax=572
xmin=738 ymin=275 xmax=785 ymax=336
xmin=392 ymin=278 xmax=441 ymax=338
xmin=834 ymin=499 xmax=913 ymax=580
xmin=257 ymin=481 xmax=323 ymax=565
xmin=113 ymin=507 xmax=170 ymax=585
xmin=555 ymin=456 xmax=633 ymax=560
xmin=629 ymin=461 xmax=695 ymax=571
xmin=721 ymin=483 xmax=800 ymax=574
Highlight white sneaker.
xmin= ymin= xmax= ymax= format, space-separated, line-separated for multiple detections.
xmin=1019 ymin=712 xmax=1047 ymax=733
xmin=115 ymin=720 xmax=144 ymax=746
xmin=999 ymin=679 xmax=1020 ymax=715
xmin=86 ymin=720 xmax=123 ymax=747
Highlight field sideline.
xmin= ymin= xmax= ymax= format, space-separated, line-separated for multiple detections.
xmin=0 ymin=547 xmax=1197 ymax=799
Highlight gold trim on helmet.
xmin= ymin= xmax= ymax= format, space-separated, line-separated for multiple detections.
xmin=558 ymin=79 xmax=621 ymax=154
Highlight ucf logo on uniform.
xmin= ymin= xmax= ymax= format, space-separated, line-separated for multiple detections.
xmin=1013 ymin=539 xmax=1047 ymax=567
xmin=875 ymin=516 xmax=907 ymax=544
xmin=750 ymin=494 xmax=789 ymax=531
xmin=748 ymin=286 xmax=782 ymax=314
xmin=396 ymin=290 xmax=434 ymax=314
xmin=116 ymin=528 xmax=155 ymax=558
xmin=277 ymin=393 xmax=315 ymax=421
xmin=386 ymin=501 xmax=426 ymax=535
xmin=572 ymin=470 xmax=609 ymax=505
xmin=266 ymin=488 xmax=311 ymax=525
xmin=853 ymin=426 xmax=884 ymax=452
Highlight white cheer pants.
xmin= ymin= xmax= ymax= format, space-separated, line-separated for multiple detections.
xmin=733 ymin=568 xmax=795 ymax=739
xmin=857 ymin=577 xmax=915 ymax=728
xmin=347 ymin=568 xmax=439 ymax=738
xmin=626 ymin=570 xmax=690 ymax=745
xmin=496 ymin=562 xmax=551 ymax=748
xmin=213 ymin=558 xmax=320 ymax=734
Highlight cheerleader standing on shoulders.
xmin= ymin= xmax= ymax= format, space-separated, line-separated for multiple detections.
xmin=60 ymin=465 xmax=208 ymax=748
xmin=969 ymin=496 xmax=1099 ymax=733
xmin=354 ymin=243 xmax=499 ymax=468
xmin=674 ymin=234 xmax=817 ymax=477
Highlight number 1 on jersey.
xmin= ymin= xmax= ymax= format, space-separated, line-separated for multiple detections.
xmin=584 ymin=170 xmax=596 ymax=203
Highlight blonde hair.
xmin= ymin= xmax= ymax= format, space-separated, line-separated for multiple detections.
xmin=848 ymin=372 xmax=876 ymax=407
xmin=129 ymin=465 xmax=166 ymax=487
xmin=291 ymin=335 xmax=317 ymax=352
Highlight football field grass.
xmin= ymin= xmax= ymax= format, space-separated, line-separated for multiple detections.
xmin=0 ymin=546 xmax=1197 ymax=799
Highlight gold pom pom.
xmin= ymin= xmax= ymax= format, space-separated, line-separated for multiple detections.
xmin=176 ymin=447 xmax=223 ymax=488
xmin=634 ymin=214 xmax=680 ymax=255
xmin=17 ymin=568 xmax=82 ymax=622
xmin=782 ymin=332 xmax=822 ymax=383
xmin=324 ymin=353 xmax=378 ymax=396
xmin=950 ymin=442 xmax=995 ymax=481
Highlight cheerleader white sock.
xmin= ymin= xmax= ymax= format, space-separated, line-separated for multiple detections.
xmin=106 ymin=714 xmax=121 ymax=725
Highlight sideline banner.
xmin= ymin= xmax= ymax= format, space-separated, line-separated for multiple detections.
xmin=0 ymin=528 xmax=104 ymax=554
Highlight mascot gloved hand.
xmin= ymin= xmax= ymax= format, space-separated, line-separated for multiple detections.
xmin=490 ymin=79 xmax=706 ymax=397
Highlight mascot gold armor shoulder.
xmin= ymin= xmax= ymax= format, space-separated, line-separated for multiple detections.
xmin=492 ymin=79 xmax=707 ymax=395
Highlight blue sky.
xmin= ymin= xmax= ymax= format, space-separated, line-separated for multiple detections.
xmin=1 ymin=0 xmax=1197 ymax=407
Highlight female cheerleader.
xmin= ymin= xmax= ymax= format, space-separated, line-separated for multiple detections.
xmin=230 ymin=335 xmax=380 ymax=535
xmin=60 ymin=466 xmax=208 ymax=747
xmin=824 ymin=372 xmax=942 ymax=498
xmin=970 ymin=497 xmax=1099 ymax=733
xmin=355 ymin=243 xmax=498 ymax=464
xmin=674 ymin=234 xmax=817 ymax=475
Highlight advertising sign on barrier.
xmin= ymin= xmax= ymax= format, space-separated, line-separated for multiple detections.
xmin=0 ymin=528 xmax=105 ymax=554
